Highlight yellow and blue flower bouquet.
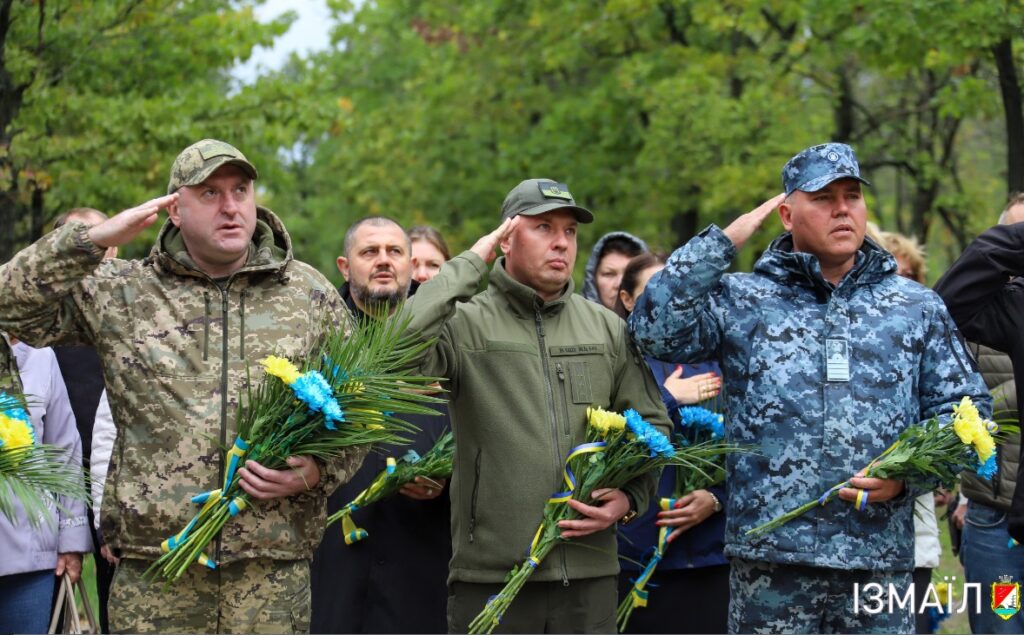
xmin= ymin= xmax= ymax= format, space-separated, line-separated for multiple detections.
xmin=746 ymin=395 xmax=1016 ymax=537
xmin=147 ymin=314 xmax=443 ymax=583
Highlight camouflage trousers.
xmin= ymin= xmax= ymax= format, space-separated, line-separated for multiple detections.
xmin=728 ymin=558 xmax=913 ymax=634
xmin=109 ymin=557 xmax=310 ymax=634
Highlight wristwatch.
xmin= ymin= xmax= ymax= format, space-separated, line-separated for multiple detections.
xmin=620 ymin=491 xmax=639 ymax=525
xmin=708 ymin=491 xmax=723 ymax=513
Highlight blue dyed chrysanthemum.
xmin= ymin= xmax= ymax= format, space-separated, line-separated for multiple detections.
xmin=625 ymin=408 xmax=675 ymax=458
xmin=976 ymin=454 xmax=997 ymax=480
xmin=292 ymin=371 xmax=345 ymax=429
xmin=678 ymin=406 xmax=725 ymax=439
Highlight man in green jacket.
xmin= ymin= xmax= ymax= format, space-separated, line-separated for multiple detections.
xmin=0 ymin=139 xmax=365 ymax=633
xmin=403 ymin=178 xmax=672 ymax=633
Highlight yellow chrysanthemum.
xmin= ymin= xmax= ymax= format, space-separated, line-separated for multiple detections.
xmin=952 ymin=396 xmax=984 ymax=445
xmin=587 ymin=407 xmax=626 ymax=436
xmin=260 ymin=355 xmax=301 ymax=385
xmin=973 ymin=427 xmax=996 ymax=464
xmin=0 ymin=413 xmax=34 ymax=451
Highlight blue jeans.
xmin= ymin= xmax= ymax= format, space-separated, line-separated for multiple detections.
xmin=0 ymin=569 xmax=56 ymax=634
xmin=960 ymin=501 xmax=1024 ymax=633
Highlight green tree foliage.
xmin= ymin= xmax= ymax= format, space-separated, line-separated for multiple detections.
xmin=0 ymin=0 xmax=295 ymax=260
xmin=257 ymin=0 xmax=1023 ymax=283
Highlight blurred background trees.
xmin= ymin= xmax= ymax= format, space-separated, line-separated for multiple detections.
xmin=2 ymin=0 xmax=1021 ymax=283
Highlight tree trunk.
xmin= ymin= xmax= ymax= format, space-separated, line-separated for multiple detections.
xmin=992 ymin=38 xmax=1024 ymax=195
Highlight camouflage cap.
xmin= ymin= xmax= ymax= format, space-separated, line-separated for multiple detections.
xmin=167 ymin=139 xmax=259 ymax=194
xmin=500 ymin=179 xmax=594 ymax=223
xmin=781 ymin=142 xmax=870 ymax=196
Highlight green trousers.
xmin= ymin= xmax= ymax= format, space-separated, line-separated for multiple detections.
xmin=109 ymin=557 xmax=310 ymax=634
xmin=447 ymin=576 xmax=617 ymax=634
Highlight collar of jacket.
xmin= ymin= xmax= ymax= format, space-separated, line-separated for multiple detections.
xmin=150 ymin=206 xmax=292 ymax=281
xmin=489 ymin=256 xmax=574 ymax=318
xmin=753 ymin=232 xmax=896 ymax=291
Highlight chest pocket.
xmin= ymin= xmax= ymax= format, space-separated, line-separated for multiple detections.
xmin=550 ymin=344 xmax=606 ymax=404
xmin=131 ymin=283 xmax=216 ymax=379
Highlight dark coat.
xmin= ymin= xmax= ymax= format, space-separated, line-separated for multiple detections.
xmin=618 ymin=359 xmax=727 ymax=571
xmin=935 ymin=223 xmax=1024 ymax=542
xmin=309 ymin=282 xmax=452 ymax=634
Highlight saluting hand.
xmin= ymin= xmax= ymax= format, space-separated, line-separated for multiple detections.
xmin=469 ymin=216 xmax=520 ymax=264
xmin=722 ymin=193 xmax=786 ymax=250
xmin=87 ymin=193 xmax=179 ymax=249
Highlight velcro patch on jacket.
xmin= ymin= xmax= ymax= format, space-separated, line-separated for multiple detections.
xmin=549 ymin=344 xmax=605 ymax=356
xmin=485 ymin=340 xmax=537 ymax=354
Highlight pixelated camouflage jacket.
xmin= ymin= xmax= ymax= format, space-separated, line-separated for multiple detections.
xmin=628 ymin=225 xmax=991 ymax=572
xmin=0 ymin=209 xmax=366 ymax=564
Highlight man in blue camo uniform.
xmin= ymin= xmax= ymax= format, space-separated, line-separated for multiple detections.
xmin=629 ymin=143 xmax=991 ymax=633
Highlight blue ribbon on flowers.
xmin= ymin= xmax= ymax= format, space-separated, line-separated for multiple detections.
xmin=624 ymin=497 xmax=674 ymax=611
xmin=159 ymin=435 xmax=253 ymax=570
xmin=547 ymin=441 xmax=607 ymax=504
xmin=818 ymin=480 xmax=850 ymax=505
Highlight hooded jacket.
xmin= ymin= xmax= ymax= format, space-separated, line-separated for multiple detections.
xmin=0 ymin=209 xmax=365 ymax=564
xmin=581 ymin=232 xmax=648 ymax=304
xmin=0 ymin=340 xmax=93 ymax=577
xmin=935 ymin=223 xmax=1024 ymax=541
xmin=402 ymin=252 xmax=672 ymax=584
xmin=959 ymin=343 xmax=1019 ymax=511
xmin=630 ymin=225 xmax=990 ymax=572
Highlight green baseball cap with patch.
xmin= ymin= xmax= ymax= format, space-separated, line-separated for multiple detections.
xmin=167 ymin=139 xmax=259 ymax=194
xmin=500 ymin=179 xmax=594 ymax=223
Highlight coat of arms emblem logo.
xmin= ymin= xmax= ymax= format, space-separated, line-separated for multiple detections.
xmin=993 ymin=575 xmax=1021 ymax=621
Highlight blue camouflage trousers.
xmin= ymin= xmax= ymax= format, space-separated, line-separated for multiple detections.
xmin=728 ymin=558 xmax=914 ymax=634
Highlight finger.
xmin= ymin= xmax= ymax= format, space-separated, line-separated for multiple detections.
xmin=849 ymin=476 xmax=884 ymax=490
xmin=238 ymin=470 xmax=280 ymax=499
xmin=756 ymin=192 xmax=786 ymax=217
xmin=669 ymin=365 xmax=684 ymax=379
xmin=590 ymin=488 xmax=615 ymax=501
xmin=674 ymin=493 xmax=696 ymax=508
xmin=244 ymin=460 xmax=288 ymax=483
xmin=837 ymin=487 xmax=861 ymax=502
xmin=55 ymin=558 xmax=66 ymax=576
xmin=399 ymin=484 xmax=432 ymax=500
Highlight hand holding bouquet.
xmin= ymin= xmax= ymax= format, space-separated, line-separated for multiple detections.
xmin=747 ymin=396 xmax=1014 ymax=537
xmin=617 ymin=404 xmax=731 ymax=632
xmin=0 ymin=391 xmax=89 ymax=526
xmin=148 ymin=314 xmax=443 ymax=583
xmin=327 ymin=429 xmax=454 ymax=544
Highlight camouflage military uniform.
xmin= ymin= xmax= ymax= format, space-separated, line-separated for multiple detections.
xmin=628 ymin=225 xmax=990 ymax=633
xmin=0 ymin=208 xmax=365 ymax=633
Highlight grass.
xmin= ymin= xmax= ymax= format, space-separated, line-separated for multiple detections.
xmin=936 ymin=503 xmax=970 ymax=635
xmin=76 ymin=553 xmax=101 ymax=632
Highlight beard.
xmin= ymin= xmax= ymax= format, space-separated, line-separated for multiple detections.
xmin=350 ymin=277 xmax=411 ymax=314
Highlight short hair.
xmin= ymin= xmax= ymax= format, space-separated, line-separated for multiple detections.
xmin=880 ymin=231 xmax=927 ymax=284
xmin=408 ymin=225 xmax=451 ymax=261
xmin=343 ymin=216 xmax=410 ymax=257
xmin=613 ymin=252 xmax=667 ymax=319
xmin=52 ymin=207 xmax=108 ymax=230
xmin=599 ymin=236 xmax=646 ymax=263
xmin=998 ymin=192 xmax=1024 ymax=224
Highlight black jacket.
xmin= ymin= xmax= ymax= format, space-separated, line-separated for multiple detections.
xmin=309 ymin=281 xmax=451 ymax=634
xmin=935 ymin=223 xmax=1024 ymax=542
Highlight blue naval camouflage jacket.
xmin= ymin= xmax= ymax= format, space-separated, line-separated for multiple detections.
xmin=628 ymin=225 xmax=991 ymax=572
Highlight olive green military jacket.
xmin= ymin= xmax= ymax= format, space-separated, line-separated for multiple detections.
xmin=0 ymin=209 xmax=365 ymax=564
xmin=403 ymin=252 xmax=672 ymax=585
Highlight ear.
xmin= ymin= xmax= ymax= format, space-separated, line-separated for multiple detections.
xmin=166 ymin=201 xmax=182 ymax=227
xmin=778 ymin=200 xmax=794 ymax=232
xmin=620 ymin=288 xmax=636 ymax=313
xmin=336 ymin=256 xmax=350 ymax=281
xmin=499 ymin=232 xmax=513 ymax=255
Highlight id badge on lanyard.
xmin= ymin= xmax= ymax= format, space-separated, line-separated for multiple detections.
xmin=825 ymin=337 xmax=850 ymax=382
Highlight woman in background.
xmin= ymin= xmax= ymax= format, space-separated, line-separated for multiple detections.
xmin=614 ymin=253 xmax=729 ymax=634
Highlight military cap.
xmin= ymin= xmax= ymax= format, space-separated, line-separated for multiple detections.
xmin=167 ymin=139 xmax=259 ymax=194
xmin=500 ymin=179 xmax=594 ymax=223
xmin=782 ymin=142 xmax=870 ymax=196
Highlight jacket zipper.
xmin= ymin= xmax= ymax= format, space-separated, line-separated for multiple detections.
xmin=534 ymin=309 xmax=569 ymax=586
xmin=203 ymin=292 xmax=211 ymax=361
xmin=469 ymin=449 xmax=482 ymax=543
xmin=215 ymin=283 xmax=231 ymax=564
xmin=556 ymin=362 xmax=570 ymax=436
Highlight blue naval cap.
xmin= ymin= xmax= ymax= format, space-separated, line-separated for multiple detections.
xmin=782 ymin=142 xmax=871 ymax=196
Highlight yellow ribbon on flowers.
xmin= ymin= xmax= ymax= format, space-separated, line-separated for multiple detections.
xmin=625 ymin=497 xmax=674 ymax=610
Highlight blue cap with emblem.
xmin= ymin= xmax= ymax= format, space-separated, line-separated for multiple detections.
xmin=781 ymin=142 xmax=870 ymax=196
